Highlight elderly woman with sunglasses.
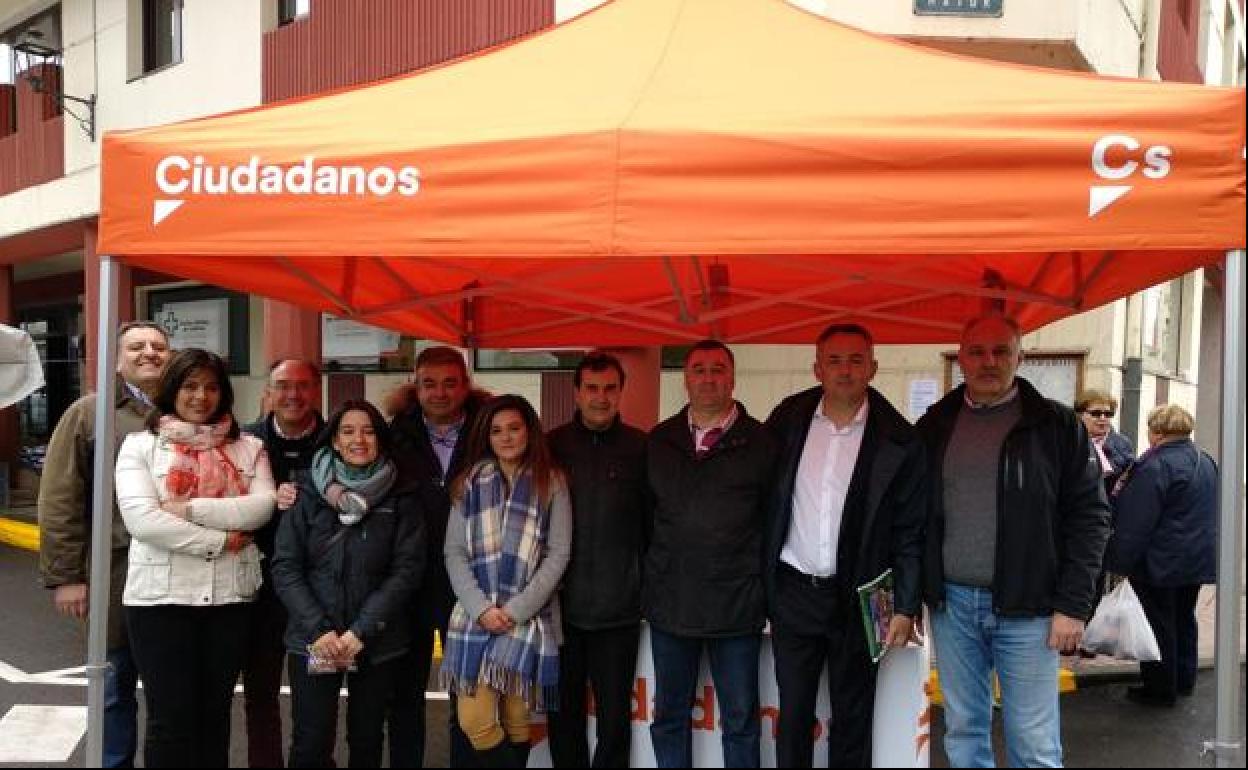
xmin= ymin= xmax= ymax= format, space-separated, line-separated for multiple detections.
xmin=1075 ymin=389 xmax=1135 ymax=494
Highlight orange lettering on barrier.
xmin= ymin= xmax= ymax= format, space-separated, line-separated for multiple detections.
xmin=759 ymin=706 xmax=780 ymax=740
xmin=691 ymin=685 xmax=716 ymax=731
xmin=531 ymin=722 xmax=548 ymax=745
xmin=631 ymin=677 xmax=649 ymax=722
xmin=916 ymin=733 xmax=930 ymax=756
xmin=916 ymin=702 xmax=932 ymax=758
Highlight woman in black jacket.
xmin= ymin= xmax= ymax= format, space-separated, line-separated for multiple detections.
xmin=1107 ymin=403 xmax=1217 ymax=707
xmin=272 ymin=400 xmax=426 ymax=767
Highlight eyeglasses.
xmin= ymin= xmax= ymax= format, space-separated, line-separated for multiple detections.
xmin=271 ymin=382 xmax=314 ymax=394
xmin=1084 ymin=409 xmax=1115 ymax=418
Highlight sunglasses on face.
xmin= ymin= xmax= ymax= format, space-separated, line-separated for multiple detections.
xmin=1085 ymin=409 xmax=1115 ymax=418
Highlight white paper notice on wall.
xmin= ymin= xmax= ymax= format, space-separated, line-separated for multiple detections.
xmin=908 ymin=379 xmax=940 ymax=420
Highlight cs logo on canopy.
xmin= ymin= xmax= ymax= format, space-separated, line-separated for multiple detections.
xmin=1089 ymin=135 xmax=1172 ymax=218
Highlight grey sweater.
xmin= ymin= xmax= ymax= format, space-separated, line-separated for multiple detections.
xmin=444 ymin=475 xmax=572 ymax=625
xmin=941 ymin=398 xmax=1021 ymax=588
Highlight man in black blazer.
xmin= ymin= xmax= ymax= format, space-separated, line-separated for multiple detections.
xmin=764 ymin=323 xmax=926 ymax=768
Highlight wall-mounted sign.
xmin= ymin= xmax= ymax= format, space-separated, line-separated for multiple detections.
xmin=949 ymin=354 xmax=1083 ymax=405
xmin=322 ymin=316 xmax=401 ymax=359
xmin=914 ymin=0 xmax=1003 ymax=17
xmin=156 ymin=299 xmax=229 ymax=356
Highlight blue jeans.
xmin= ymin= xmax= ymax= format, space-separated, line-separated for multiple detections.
xmin=649 ymin=627 xmax=761 ymax=768
xmin=931 ymin=584 xmax=1062 ymax=768
xmin=104 ymin=646 xmax=139 ymax=768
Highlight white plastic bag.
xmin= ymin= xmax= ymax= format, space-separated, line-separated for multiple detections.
xmin=1082 ymin=579 xmax=1161 ymax=662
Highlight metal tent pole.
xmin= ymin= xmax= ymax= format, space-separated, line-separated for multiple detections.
xmin=84 ymin=255 xmax=119 ymax=769
xmin=1204 ymin=249 xmax=1245 ymax=767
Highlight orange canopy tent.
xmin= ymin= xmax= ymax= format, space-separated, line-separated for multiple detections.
xmin=97 ymin=0 xmax=1245 ymax=347
xmin=86 ymin=2 xmax=1246 ymax=765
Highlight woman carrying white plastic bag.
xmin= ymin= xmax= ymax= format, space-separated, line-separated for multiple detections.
xmin=1104 ymin=404 xmax=1217 ymax=708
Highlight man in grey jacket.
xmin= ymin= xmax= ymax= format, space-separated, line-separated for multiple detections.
xmin=38 ymin=321 xmax=170 ymax=769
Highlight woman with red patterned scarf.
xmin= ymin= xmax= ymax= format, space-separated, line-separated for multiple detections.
xmin=115 ymin=348 xmax=276 ymax=768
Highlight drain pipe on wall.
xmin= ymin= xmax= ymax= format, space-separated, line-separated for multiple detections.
xmin=1120 ymin=356 xmax=1143 ymax=450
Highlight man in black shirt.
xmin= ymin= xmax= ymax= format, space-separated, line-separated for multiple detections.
xmin=547 ymin=352 xmax=648 ymax=768
xmin=242 ymin=358 xmax=325 ymax=768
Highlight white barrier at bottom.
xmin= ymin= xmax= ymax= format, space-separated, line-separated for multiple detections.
xmin=527 ymin=625 xmax=930 ymax=768
xmin=871 ymin=639 xmax=932 ymax=768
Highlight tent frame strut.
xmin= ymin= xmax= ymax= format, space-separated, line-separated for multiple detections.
xmin=662 ymin=256 xmax=694 ymax=325
xmin=276 ymin=256 xmax=355 ymax=316
xmin=84 ymin=256 xmax=119 ymax=769
xmin=487 ymin=296 xmax=704 ymax=343
xmin=367 ymin=257 xmax=461 ymax=337
xmin=1204 ymin=248 xmax=1245 ymax=768
xmin=731 ymin=287 xmax=958 ymax=342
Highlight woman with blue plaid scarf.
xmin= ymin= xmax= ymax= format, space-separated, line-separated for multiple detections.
xmin=442 ymin=394 xmax=573 ymax=768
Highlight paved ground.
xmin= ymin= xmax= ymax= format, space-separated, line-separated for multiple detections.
xmin=2 ymin=512 xmax=1245 ymax=767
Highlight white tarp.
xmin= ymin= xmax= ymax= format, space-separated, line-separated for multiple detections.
xmin=0 ymin=323 xmax=43 ymax=409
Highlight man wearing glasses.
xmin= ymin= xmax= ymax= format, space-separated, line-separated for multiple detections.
xmin=242 ymin=358 xmax=325 ymax=768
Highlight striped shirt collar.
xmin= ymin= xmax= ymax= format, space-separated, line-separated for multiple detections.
xmin=964 ymin=383 xmax=1019 ymax=410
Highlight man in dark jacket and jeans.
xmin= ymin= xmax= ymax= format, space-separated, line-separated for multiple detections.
xmin=645 ymin=339 xmax=776 ymax=768
xmin=764 ymin=323 xmax=926 ymax=768
xmin=916 ymin=314 xmax=1109 ymax=768
xmin=547 ymin=352 xmax=648 ymax=768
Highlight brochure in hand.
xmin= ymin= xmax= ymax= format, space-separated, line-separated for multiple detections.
xmin=306 ymin=645 xmax=358 ymax=675
xmin=857 ymin=568 xmax=895 ymax=663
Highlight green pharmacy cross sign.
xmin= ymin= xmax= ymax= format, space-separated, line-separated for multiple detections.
xmin=914 ymin=0 xmax=1003 ymax=16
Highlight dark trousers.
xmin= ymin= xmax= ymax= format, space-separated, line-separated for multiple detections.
xmin=126 ymin=603 xmax=251 ymax=768
xmin=547 ymin=623 xmax=641 ymax=768
xmin=771 ymin=565 xmax=877 ymax=769
xmin=104 ymin=645 xmax=140 ymax=768
xmin=649 ymin=626 xmax=761 ymax=768
xmin=1133 ymin=580 xmax=1201 ymax=699
xmin=242 ymin=589 xmax=288 ymax=768
xmin=288 ymin=654 xmax=399 ymax=768
xmin=388 ymin=615 xmax=474 ymax=767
